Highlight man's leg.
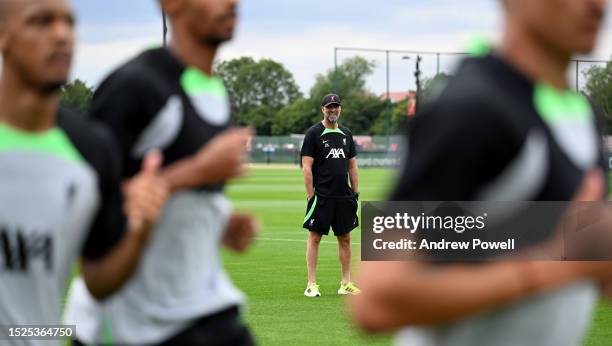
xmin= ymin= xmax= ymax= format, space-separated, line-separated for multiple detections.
xmin=306 ymin=231 xmax=322 ymax=284
xmin=333 ymin=198 xmax=360 ymax=295
xmin=337 ymin=233 xmax=351 ymax=285
xmin=303 ymin=197 xmax=331 ymax=296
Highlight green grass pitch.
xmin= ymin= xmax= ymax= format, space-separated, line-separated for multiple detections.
xmin=222 ymin=166 xmax=612 ymax=346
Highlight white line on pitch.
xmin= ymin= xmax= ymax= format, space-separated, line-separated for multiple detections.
xmin=256 ymin=237 xmax=361 ymax=245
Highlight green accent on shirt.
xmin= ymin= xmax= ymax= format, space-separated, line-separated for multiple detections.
xmin=0 ymin=123 xmax=83 ymax=163
xmin=321 ymin=127 xmax=346 ymax=136
xmin=101 ymin=316 xmax=114 ymax=345
xmin=180 ymin=67 xmax=227 ymax=97
xmin=467 ymin=35 xmax=492 ymax=57
xmin=534 ymin=83 xmax=592 ymax=123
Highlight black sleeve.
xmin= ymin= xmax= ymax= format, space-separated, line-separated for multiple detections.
xmin=390 ymin=100 xmax=517 ymax=201
xmin=348 ymin=132 xmax=357 ymax=159
xmin=82 ymin=124 xmax=127 ymax=260
xmin=90 ymin=66 xmax=162 ymax=177
xmin=58 ymin=110 xmax=127 ymax=260
xmin=300 ymin=128 xmax=317 ymax=158
xmin=91 ymin=73 xmax=140 ymax=160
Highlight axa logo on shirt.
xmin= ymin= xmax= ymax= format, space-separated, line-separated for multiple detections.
xmin=0 ymin=226 xmax=53 ymax=272
xmin=326 ymin=148 xmax=346 ymax=159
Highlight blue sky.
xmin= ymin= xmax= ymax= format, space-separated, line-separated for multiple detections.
xmin=72 ymin=0 xmax=612 ymax=95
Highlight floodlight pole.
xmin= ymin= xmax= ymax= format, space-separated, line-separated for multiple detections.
xmin=575 ymin=60 xmax=579 ymax=91
xmin=415 ymin=55 xmax=422 ymax=114
xmin=402 ymin=55 xmax=412 ymax=112
xmin=333 ymin=48 xmax=338 ymax=93
xmin=386 ymin=50 xmax=391 ymax=147
xmin=162 ymin=7 xmax=168 ymax=47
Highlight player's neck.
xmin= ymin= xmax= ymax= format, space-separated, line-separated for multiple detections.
xmin=501 ymin=21 xmax=570 ymax=90
xmin=322 ymin=120 xmax=339 ymax=129
xmin=169 ymin=29 xmax=217 ymax=76
xmin=0 ymin=69 xmax=59 ymax=132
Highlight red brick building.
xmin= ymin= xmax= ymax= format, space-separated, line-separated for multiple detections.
xmin=380 ymin=91 xmax=417 ymax=116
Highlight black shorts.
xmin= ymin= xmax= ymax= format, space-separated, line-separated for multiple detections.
xmin=72 ymin=306 xmax=254 ymax=346
xmin=302 ymin=195 xmax=359 ymax=236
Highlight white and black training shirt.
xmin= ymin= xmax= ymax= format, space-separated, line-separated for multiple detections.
xmin=0 ymin=109 xmax=126 ymax=346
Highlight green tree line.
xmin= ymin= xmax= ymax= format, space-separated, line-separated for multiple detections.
xmin=62 ymin=56 xmax=612 ymax=136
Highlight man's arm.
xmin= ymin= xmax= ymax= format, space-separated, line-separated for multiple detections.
xmin=81 ymin=151 xmax=169 ymax=300
xmin=161 ymin=127 xmax=253 ymax=193
xmin=90 ymin=73 xmax=253 ymax=194
xmin=81 ymin=229 xmax=153 ymax=300
xmin=350 ymin=260 xmax=612 ymax=332
xmin=303 ymin=156 xmax=315 ymax=201
xmin=222 ymin=212 xmax=260 ymax=253
xmin=348 ymin=157 xmax=359 ymax=194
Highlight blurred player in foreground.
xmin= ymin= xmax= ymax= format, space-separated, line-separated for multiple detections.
xmin=351 ymin=0 xmax=612 ymax=345
xmin=0 ymin=0 xmax=168 ymax=345
xmin=64 ymin=0 xmax=259 ymax=345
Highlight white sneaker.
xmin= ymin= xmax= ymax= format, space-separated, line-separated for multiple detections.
xmin=304 ymin=283 xmax=321 ymax=297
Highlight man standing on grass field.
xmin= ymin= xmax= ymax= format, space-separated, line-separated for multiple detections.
xmin=64 ymin=0 xmax=259 ymax=345
xmin=301 ymin=94 xmax=361 ymax=297
xmin=351 ymin=0 xmax=612 ymax=345
xmin=0 ymin=0 xmax=168 ymax=345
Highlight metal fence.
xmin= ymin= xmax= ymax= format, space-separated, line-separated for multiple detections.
xmin=249 ymin=135 xmax=404 ymax=167
xmin=250 ymin=135 xmax=612 ymax=169
xmin=332 ymin=47 xmax=610 ymax=140
xmin=333 ymin=46 xmax=609 ymax=95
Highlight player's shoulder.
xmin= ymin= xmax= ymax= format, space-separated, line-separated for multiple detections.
xmin=440 ymin=54 xmax=527 ymax=111
xmin=96 ymin=48 xmax=177 ymax=96
xmin=339 ymin=125 xmax=353 ymax=136
xmin=418 ymin=55 xmax=520 ymax=129
xmin=305 ymin=122 xmax=325 ymax=136
xmin=438 ymin=60 xmax=500 ymax=106
xmin=57 ymin=107 xmax=119 ymax=169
